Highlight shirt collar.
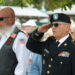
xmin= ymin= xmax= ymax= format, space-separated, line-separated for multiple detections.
xmin=58 ymin=34 xmax=69 ymax=44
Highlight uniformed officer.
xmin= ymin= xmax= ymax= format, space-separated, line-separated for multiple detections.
xmin=0 ymin=7 xmax=28 ymax=75
xmin=26 ymin=13 xmax=75 ymax=75
xmin=21 ymin=20 xmax=42 ymax=75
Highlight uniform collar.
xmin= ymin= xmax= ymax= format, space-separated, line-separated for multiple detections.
xmin=56 ymin=34 xmax=69 ymax=46
xmin=59 ymin=34 xmax=69 ymax=43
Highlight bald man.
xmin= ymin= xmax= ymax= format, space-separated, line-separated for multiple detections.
xmin=0 ymin=7 xmax=28 ymax=75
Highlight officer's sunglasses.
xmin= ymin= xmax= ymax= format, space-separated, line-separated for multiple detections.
xmin=51 ymin=23 xmax=60 ymax=27
xmin=0 ymin=17 xmax=9 ymax=21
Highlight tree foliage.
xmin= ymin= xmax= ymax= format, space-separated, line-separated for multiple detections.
xmin=0 ymin=0 xmax=75 ymax=10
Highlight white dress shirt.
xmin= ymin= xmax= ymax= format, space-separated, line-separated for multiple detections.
xmin=0 ymin=26 xmax=28 ymax=75
xmin=57 ymin=34 xmax=69 ymax=47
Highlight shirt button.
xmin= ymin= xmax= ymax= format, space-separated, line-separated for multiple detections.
xmin=43 ymin=59 xmax=45 ymax=64
xmin=50 ymin=58 xmax=53 ymax=61
xmin=47 ymin=70 xmax=50 ymax=74
xmin=48 ymin=64 xmax=51 ymax=68
xmin=60 ymin=61 xmax=63 ymax=64
xmin=43 ymin=54 xmax=46 ymax=56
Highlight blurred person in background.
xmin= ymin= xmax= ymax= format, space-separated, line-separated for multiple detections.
xmin=21 ymin=20 xmax=42 ymax=75
xmin=0 ymin=7 xmax=28 ymax=75
xmin=44 ymin=28 xmax=53 ymax=41
xmin=70 ymin=24 xmax=75 ymax=40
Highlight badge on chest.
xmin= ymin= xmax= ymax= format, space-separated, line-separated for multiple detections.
xmin=58 ymin=51 xmax=70 ymax=58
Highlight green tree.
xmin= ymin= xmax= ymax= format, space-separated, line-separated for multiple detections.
xmin=0 ymin=0 xmax=75 ymax=10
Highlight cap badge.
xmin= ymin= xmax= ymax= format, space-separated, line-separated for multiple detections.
xmin=53 ymin=13 xmax=58 ymax=20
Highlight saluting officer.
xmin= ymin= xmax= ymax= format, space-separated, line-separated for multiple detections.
xmin=26 ymin=13 xmax=75 ymax=75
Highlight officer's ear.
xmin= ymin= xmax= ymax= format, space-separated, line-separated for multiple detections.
xmin=66 ymin=24 xmax=71 ymax=32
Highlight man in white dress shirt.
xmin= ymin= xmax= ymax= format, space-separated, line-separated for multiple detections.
xmin=0 ymin=7 xmax=28 ymax=75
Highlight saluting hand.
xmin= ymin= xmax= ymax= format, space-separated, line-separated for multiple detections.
xmin=38 ymin=24 xmax=50 ymax=33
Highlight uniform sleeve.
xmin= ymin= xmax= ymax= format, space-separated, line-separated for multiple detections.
xmin=71 ymin=46 xmax=75 ymax=75
xmin=26 ymin=29 xmax=45 ymax=54
xmin=13 ymin=32 xmax=28 ymax=75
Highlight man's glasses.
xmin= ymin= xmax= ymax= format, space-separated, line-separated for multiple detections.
xmin=0 ymin=17 xmax=9 ymax=21
xmin=51 ymin=23 xmax=60 ymax=27
xmin=51 ymin=22 xmax=68 ymax=27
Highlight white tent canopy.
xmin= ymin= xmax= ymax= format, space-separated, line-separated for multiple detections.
xmin=47 ymin=5 xmax=75 ymax=15
xmin=0 ymin=6 xmax=48 ymax=18
xmin=22 ymin=19 xmax=37 ymax=26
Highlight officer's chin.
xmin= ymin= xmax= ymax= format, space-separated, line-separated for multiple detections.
xmin=53 ymin=34 xmax=58 ymax=39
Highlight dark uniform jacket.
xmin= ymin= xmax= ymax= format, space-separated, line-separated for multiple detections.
xmin=26 ymin=29 xmax=75 ymax=75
